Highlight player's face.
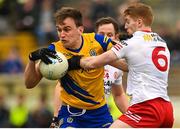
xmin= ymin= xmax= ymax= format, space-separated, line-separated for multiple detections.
xmin=124 ymin=15 xmax=138 ymax=35
xmin=97 ymin=23 xmax=118 ymax=40
xmin=56 ymin=17 xmax=84 ymax=49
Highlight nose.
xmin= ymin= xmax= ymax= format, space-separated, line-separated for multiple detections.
xmin=124 ymin=24 xmax=128 ymax=30
xmin=59 ymin=31 xmax=66 ymax=39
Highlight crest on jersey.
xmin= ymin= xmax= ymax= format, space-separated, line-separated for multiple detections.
xmin=67 ymin=117 xmax=73 ymax=123
xmin=89 ymin=49 xmax=97 ymax=56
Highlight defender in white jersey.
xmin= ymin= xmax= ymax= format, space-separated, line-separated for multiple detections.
xmin=80 ymin=3 xmax=174 ymax=128
xmin=95 ymin=17 xmax=129 ymax=118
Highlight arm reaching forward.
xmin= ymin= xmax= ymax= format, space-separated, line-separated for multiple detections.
xmin=80 ymin=50 xmax=118 ymax=70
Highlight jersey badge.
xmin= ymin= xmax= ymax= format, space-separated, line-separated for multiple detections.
xmin=89 ymin=49 xmax=97 ymax=56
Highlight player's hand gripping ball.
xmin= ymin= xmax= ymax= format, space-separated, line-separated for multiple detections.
xmin=39 ymin=52 xmax=68 ymax=80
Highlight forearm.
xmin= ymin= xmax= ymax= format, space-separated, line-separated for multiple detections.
xmin=53 ymin=83 xmax=62 ymax=117
xmin=80 ymin=50 xmax=117 ymax=69
xmin=24 ymin=61 xmax=42 ymax=88
xmin=113 ymin=93 xmax=129 ymax=114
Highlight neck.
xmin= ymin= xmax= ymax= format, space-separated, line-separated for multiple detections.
xmin=71 ymin=36 xmax=82 ymax=50
xmin=139 ymin=26 xmax=152 ymax=32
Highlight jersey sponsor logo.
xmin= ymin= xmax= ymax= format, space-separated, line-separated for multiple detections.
xmin=143 ymin=33 xmax=165 ymax=42
xmin=143 ymin=34 xmax=153 ymax=41
xmin=104 ymin=80 xmax=113 ymax=87
xmin=151 ymin=33 xmax=165 ymax=42
xmin=104 ymin=71 xmax=109 ymax=79
xmin=104 ymin=85 xmax=111 ymax=95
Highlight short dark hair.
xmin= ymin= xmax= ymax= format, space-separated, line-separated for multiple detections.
xmin=54 ymin=7 xmax=83 ymax=27
xmin=95 ymin=17 xmax=119 ymax=34
xmin=124 ymin=3 xmax=154 ymax=26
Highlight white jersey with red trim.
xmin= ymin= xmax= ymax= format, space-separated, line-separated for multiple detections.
xmin=111 ymin=31 xmax=170 ymax=105
xmin=104 ymin=65 xmax=123 ymax=99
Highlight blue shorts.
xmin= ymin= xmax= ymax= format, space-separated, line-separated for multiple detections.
xmin=58 ymin=104 xmax=113 ymax=128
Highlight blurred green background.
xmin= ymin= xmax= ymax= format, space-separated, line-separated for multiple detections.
xmin=0 ymin=0 xmax=180 ymax=127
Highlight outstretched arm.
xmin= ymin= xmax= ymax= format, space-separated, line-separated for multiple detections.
xmin=80 ymin=50 xmax=118 ymax=69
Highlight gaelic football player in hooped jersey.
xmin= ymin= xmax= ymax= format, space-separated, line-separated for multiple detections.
xmin=80 ymin=3 xmax=174 ymax=128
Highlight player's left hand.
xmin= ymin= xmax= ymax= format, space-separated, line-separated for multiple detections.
xmin=68 ymin=55 xmax=82 ymax=71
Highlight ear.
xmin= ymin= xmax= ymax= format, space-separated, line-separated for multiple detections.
xmin=78 ymin=26 xmax=84 ymax=34
xmin=115 ymin=33 xmax=120 ymax=40
xmin=137 ymin=18 xmax=143 ymax=28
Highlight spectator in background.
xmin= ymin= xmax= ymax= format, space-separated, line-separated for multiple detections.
xmin=29 ymin=93 xmax=52 ymax=128
xmin=0 ymin=0 xmax=13 ymax=34
xmin=0 ymin=60 xmax=3 ymax=73
xmin=15 ymin=0 xmax=39 ymax=32
xmin=0 ymin=93 xmax=10 ymax=127
xmin=155 ymin=23 xmax=174 ymax=52
xmin=35 ymin=0 xmax=58 ymax=46
xmin=9 ymin=94 xmax=29 ymax=128
xmin=116 ymin=0 xmax=140 ymax=38
xmin=90 ymin=0 xmax=116 ymax=24
xmin=2 ymin=47 xmax=24 ymax=74
xmin=173 ymin=20 xmax=180 ymax=51
xmin=171 ymin=20 xmax=180 ymax=64
xmin=78 ymin=1 xmax=93 ymax=32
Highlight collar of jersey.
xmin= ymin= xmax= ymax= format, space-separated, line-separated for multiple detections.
xmin=140 ymin=29 xmax=151 ymax=32
xmin=133 ymin=30 xmax=152 ymax=36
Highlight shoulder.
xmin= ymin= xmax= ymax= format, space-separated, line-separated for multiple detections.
xmin=82 ymin=33 xmax=96 ymax=40
xmin=48 ymin=41 xmax=63 ymax=51
xmin=83 ymin=33 xmax=111 ymax=43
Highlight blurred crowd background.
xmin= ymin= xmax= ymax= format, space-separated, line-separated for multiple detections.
xmin=0 ymin=0 xmax=180 ymax=128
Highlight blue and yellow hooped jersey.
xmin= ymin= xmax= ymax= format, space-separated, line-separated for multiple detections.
xmin=49 ymin=33 xmax=113 ymax=110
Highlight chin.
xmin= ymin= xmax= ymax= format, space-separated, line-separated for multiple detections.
xmin=127 ymin=31 xmax=133 ymax=35
xmin=63 ymin=43 xmax=71 ymax=49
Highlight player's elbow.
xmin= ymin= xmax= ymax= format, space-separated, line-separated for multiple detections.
xmin=24 ymin=76 xmax=39 ymax=89
xmin=25 ymin=80 xmax=36 ymax=89
xmin=24 ymin=72 xmax=41 ymax=89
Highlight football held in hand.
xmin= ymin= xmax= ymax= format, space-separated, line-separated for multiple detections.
xmin=39 ymin=52 xmax=68 ymax=80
